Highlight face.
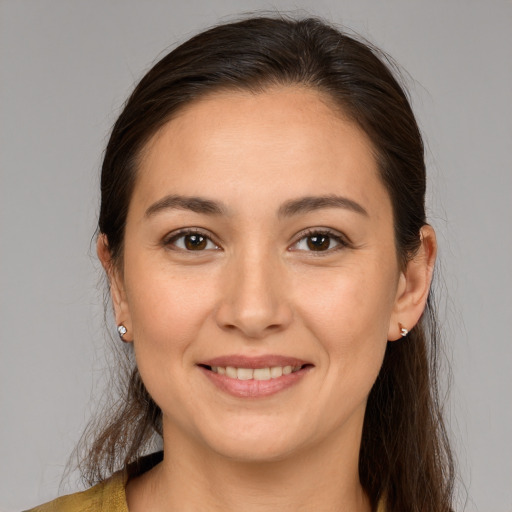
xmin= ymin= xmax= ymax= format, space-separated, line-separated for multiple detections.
xmin=111 ymin=87 xmax=407 ymax=462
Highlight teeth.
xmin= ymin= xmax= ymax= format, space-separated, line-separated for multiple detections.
xmin=253 ymin=368 xmax=271 ymax=380
xmin=209 ymin=365 xmax=303 ymax=380
xmin=237 ymin=368 xmax=253 ymax=380
xmin=270 ymin=366 xmax=283 ymax=378
xmin=226 ymin=366 xmax=237 ymax=378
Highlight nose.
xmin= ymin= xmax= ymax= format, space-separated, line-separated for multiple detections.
xmin=214 ymin=247 xmax=293 ymax=339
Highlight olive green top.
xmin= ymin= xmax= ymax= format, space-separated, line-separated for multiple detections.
xmin=25 ymin=470 xmax=128 ymax=512
xmin=24 ymin=452 xmax=164 ymax=512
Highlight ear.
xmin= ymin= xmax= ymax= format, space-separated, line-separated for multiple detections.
xmin=97 ymin=234 xmax=133 ymax=342
xmin=388 ymin=225 xmax=437 ymax=341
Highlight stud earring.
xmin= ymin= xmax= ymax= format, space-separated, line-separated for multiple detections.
xmin=117 ymin=324 xmax=128 ymax=341
xmin=399 ymin=323 xmax=408 ymax=337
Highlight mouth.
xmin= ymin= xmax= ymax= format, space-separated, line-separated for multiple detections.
xmin=198 ymin=363 xmax=310 ymax=381
xmin=197 ymin=356 xmax=314 ymax=398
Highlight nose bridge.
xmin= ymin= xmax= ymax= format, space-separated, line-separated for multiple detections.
xmin=215 ymin=240 xmax=291 ymax=338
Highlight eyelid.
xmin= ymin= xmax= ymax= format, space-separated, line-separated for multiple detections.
xmin=289 ymin=227 xmax=351 ymax=253
xmin=162 ymin=226 xmax=351 ymax=254
xmin=163 ymin=228 xmax=222 ymax=251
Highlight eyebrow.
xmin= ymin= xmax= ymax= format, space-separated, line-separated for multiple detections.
xmin=144 ymin=193 xmax=368 ymax=219
xmin=145 ymin=194 xmax=229 ymax=218
xmin=278 ymin=195 xmax=368 ymax=218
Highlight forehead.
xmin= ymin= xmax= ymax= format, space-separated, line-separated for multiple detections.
xmin=133 ymin=86 xmax=390 ymax=220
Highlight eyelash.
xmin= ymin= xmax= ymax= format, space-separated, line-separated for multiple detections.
xmin=163 ymin=228 xmax=350 ymax=254
xmin=163 ymin=229 xmax=220 ymax=252
xmin=292 ymin=228 xmax=350 ymax=254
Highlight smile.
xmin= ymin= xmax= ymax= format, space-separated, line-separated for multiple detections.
xmin=198 ymin=356 xmax=313 ymax=398
xmin=208 ymin=365 xmax=303 ymax=380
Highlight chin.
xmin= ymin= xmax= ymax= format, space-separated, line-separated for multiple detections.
xmin=198 ymin=418 xmax=312 ymax=463
xmin=211 ymin=437 xmax=298 ymax=463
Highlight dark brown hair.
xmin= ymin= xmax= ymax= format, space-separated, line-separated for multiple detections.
xmin=82 ymin=15 xmax=455 ymax=512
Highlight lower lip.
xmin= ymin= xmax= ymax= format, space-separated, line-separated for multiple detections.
xmin=199 ymin=366 xmax=312 ymax=398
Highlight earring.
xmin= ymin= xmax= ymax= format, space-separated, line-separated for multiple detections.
xmin=117 ymin=324 xmax=128 ymax=341
xmin=399 ymin=323 xmax=408 ymax=337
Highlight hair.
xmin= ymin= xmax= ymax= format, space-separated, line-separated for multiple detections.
xmin=80 ymin=15 xmax=455 ymax=512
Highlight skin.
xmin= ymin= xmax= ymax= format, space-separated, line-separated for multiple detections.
xmin=98 ymin=87 xmax=436 ymax=512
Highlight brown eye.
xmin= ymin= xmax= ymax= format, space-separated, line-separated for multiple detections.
xmin=292 ymin=230 xmax=347 ymax=253
xmin=166 ymin=231 xmax=219 ymax=251
xmin=184 ymin=234 xmax=207 ymax=250
xmin=306 ymin=234 xmax=331 ymax=251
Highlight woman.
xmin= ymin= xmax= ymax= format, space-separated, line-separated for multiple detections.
xmin=27 ymin=15 xmax=454 ymax=512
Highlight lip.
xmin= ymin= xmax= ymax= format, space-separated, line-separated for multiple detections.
xmin=197 ymin=354 xmax=314 ymax=398
xmin=199 ymin=354 xmax=311 ymax=369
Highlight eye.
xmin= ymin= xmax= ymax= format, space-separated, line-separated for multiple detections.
xmin=291 ymin=230 xmax=348 ymax=253
xmin=164 ymin=230 xmax=219 ymax=251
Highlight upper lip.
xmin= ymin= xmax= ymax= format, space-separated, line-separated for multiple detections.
xmin=199 ymin=355 xmax=312 ymax=369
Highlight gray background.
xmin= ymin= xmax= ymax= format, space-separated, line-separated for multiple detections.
xmin=1 ymin=1 xmax=511 ymax=511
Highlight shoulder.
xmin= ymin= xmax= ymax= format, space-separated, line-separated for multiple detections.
xmin=23 ymin=452 xmax=163 ymax=512
xmin=24 ymin=471 xmax=127 ymax=512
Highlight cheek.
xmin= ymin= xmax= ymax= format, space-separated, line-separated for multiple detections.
xmin=123 ymin=260 xmax=221 ymax=422
xmin=123 ymin=258 xmax=219 ymax=355
xmin=296 ymin=262 xmax=396 ymax=335
xmin=293 ymin=262 xmax=396 ymax=381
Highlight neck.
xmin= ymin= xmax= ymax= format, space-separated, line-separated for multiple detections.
xmin=127 ymin=420 xmax=371 ymax=512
